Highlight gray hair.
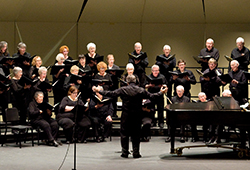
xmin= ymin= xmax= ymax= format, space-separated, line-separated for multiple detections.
xmin=198 ymin=92 xmax=206 ymax=98
xmin=236 ymin=37 xmax=244 ymax=43
xmin=163 ymin=45 xmax=171 ymax=50
xmin=126 ymin=74 xmax=136 ymax=84
xmin=56 ymin=53 xmax=65 ymax=62
xmin=206 ymin=38 xmax=214 ymax=44
xmin=13 ymin=67 xmax=22 ymax=76
xmin=0 ymin=41 xmax=8 ymax=50
xmin=87 ymin=42 xmax=96 ymax=51
xmin=34 ymin=91 xmax=44 ymax=99
xmin=176 ymin=85 xmax=184 ymax=91
xmin=126 ymin=63 xmax=134 ymax=70
xmin=38 ymin=66 xmax=47 ymax=75
xmin=151 ymin=64 xmax=159 ymax=71
xmin=17 ymin=42 xmax=26 ymax=51
xmin=230 ymin=60 xmax=239 ymax=66
xmin=134 ymin=42 xmax=142 ymax=48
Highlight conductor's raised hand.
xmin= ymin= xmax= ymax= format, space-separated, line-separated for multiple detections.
xmin=160 ymin=85 xmax=168 ymax=94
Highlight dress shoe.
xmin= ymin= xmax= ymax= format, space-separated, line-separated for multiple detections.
xmin=165 ymin=136 xmax=171 ymax=142
xmin=56 ymin=140 xmax=63 ymax=146
xmin=133 ymin=154 xmax=142 ymax=158
xmin=121 ymin=153 xmax=128 ymax=158
xmin=48 ymin=140 xmax=58 ymax=147
xmin=180 ymin=137 xmax=185 ymax=143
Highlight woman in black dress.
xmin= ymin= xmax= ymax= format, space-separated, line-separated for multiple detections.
xmin=94 ymin=61 xmax=113 ymax=90
xmin=29 ymin=56 xmax=42 ymax=79
xmin=57 ymin=86 xmax=91 ymax=143
xmin=10 ymin=67 xmax=32 ymax=124
xmin=32 ymin=66 xmax=51 ymax=103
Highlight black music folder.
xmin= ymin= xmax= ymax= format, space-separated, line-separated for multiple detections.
xmin=50 ymin=65 xmax=71 ymax=75
xmin=146 ymin=75 xmax=163 ymax=86
xmin=0 ymin=73 xmax=10 ymax=81
xmin=106 ymin=69 xmax=124 ymax=77
xmin=45 ymin=102 xmax=60 ymax=111
xmin=64 ymin=59 xmax=79 ymax=65
xmin=68 ymin=74 xmax=82 ymax=85
xmin=243 ymin=71 xmax=250 ymax=80
xmin=0 ymin=81 xmax=11 ymax=90
xmin=79 ymin=69 xmax=92 ymax=75
xmin=128 ymin=52 xmax=147 ymax=60
xmin=0 ymin=56 xmax=19 ymax=64
xmin=156 ymin=54 xmax=175 ymax=62
xmin=92 ymin=95 xmax=111 ymax=105
xmin=32 ymin=67 xmax=39 ymax=77
xmin=18 ymin=76 xmax=38 ymax=86
xmin=37 ymin=81 xmax=52 ymax=90
xmin=86 ymin=55 xmax=104 ymax=64
xmin=193 ymin=55 xmax=212 ymax=62
xmin=92 ymin=79 xmax=111 ymax=86
xmin=196 ymin=69 xmax=217 ymax=78
xmin=169 ymin=71 xmax=189 ymax=78
xmin=219 ymin=74 xmax=233 ymax=83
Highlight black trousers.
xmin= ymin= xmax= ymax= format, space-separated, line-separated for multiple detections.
xmin=32 ymin=118 xmax=59 ymax=141
xmin=120 ymin=113 xmax=141 ymax=155
xmin=90 ymin=116 xmax=112 ymax=138
xmin=141 ymin=117 xmax=152 ymax=138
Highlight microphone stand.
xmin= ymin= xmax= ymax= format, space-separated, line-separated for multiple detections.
xmin=72 ymin=92 xmax=81 ymax=170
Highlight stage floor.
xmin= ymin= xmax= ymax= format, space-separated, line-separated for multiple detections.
xmin=0 ymin=137 xmax=249 ymax=170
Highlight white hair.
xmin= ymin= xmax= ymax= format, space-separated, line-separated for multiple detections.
xmin=13 ymin=67 xmax=22 ymax=76
xmin=163 ymin=45 xmax=171 ymax=50
xmin=176 ymin=85 xmax=184 ymax=91
xmin=230 ymin=60 xmax=239 ymax=66
xmin=222 ymin=89 xmax=231 ymax=96
xmin=56 ymin=53 xmax=65 ymax=62
xmin=38 ymin=66 xmax=47 ymax=75
xmin=236 ymin=37 xmax=244 ymax=43
xmin=206 ymin=38 xmax=214 ymax=44
xmin=198 ymin=92 xmax=206 ymax=98
xmin=126 ymin=63 xmax=134 ymax=70
xmin=134 ymin=42 xmax=142 ymax=48
xmin=151 ymin=64 xmax=159 ymax=71
xmin=87 ymin=42 xmax=96 ymax=51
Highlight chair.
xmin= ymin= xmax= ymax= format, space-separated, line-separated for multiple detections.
xmin=2 ymin=107 xmax=34 ymax=148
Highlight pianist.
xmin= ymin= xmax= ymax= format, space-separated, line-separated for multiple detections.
xmin=166 ymin=85 xmax=189 ymax=143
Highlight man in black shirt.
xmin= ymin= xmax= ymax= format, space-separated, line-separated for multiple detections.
xmin=198 ymin=38 xmax=220 ymax=72
xmin=229 ymin=37 xmax=250 ymax=71
xmin=128 ymin=42 xmax=149 ymax=87
xmin=228 ymin=60 xmax=247 ymax=105
xmin=171 ymin=59 xmax=196 ymax=98
xmin=200 ymin=58 xmax=225 ymax=100
xmin=165 ymin=85 xmax=189 ymax=143
xmin=155 ymin=45 xmax=176 ymax=99
xmin=92 ymin=75 xmax=168 ymax=158
xmin=145 ymin=65 xmax=167 ymax=128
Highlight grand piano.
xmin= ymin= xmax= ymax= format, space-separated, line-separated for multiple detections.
xmin=166 ymin=96 xmax=250 ymax=155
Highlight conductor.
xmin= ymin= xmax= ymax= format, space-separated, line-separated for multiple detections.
xmin=92 ymin=74 xmax=168 ymax=158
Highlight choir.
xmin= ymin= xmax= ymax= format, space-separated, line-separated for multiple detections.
xmin=0 ymin=37 xmax=249 ymax=150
